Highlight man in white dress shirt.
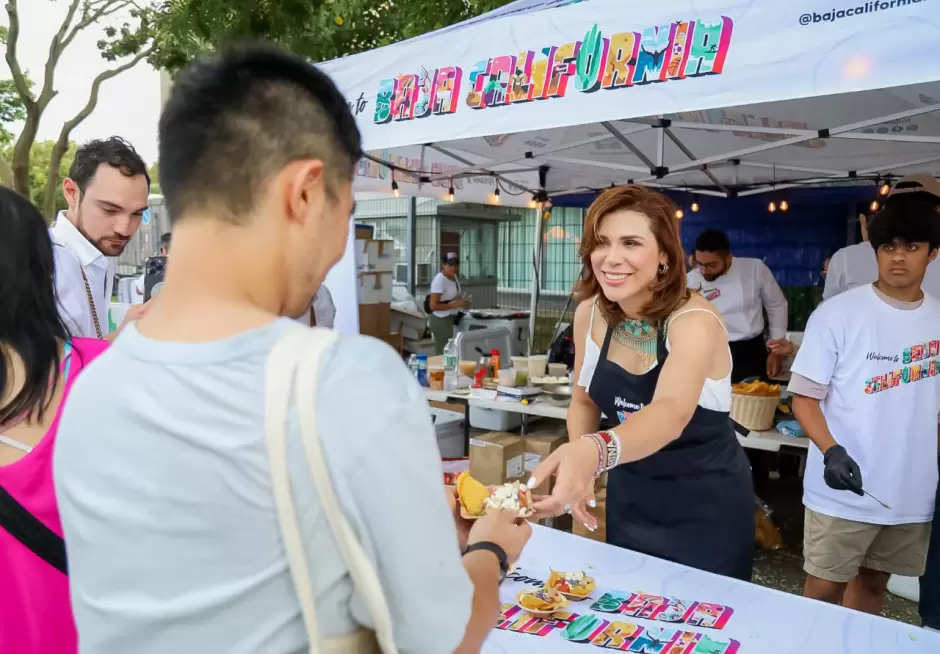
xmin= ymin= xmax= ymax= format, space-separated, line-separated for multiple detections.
xmin=824 ymin=174 xmax=940 ymax=301
xmin=688 ymin=229 xmax=789 ymax=383
xmin=51 ymin=137 xmax=150 ymax=339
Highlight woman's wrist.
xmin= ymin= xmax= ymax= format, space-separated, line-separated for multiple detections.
xmin=582 ymin=430 xmax=621 ymax=476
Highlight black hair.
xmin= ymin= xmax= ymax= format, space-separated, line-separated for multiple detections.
xmin=885 ymin=188 xmax=940 ymax=210
xmin=868 ymin=199 xmax=940 ymax=251
xmin=694 ymin=229 xmax=731 ymax=253
xmin=160 ymin=232 xmax=171 ymax=247
xmin=68 ymin=137 xmax=150 ymax=194
xmin=158 ymin=41 xmax=363 ymax=225
xmin=0 ymin=188 xmax=72 ymax=425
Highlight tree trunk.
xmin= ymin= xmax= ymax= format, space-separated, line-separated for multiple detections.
xmin=41 ymin=135 xmax=72 ymax=221
xmin=11 ymin=109 xmax=39 ymax=200
xmin=0 ymin=154 xmax=14 ymax=188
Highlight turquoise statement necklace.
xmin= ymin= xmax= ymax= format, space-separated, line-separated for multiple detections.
xmin=612 ymin=318 xmax=658 ymax=368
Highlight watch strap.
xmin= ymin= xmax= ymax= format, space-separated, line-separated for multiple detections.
xmin=462 ymin=541 xmax=509 ymax=580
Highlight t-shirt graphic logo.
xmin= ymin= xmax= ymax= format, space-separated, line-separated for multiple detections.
xmin=616 ymin=410 xmax=635 ymax=424
xmin=703 ymin=288 xmax=721 ymax=301
xmin=865 ymin=338 xmax=940 ymax=394
xmin=613 ymin=397 xmax=643 ymax=424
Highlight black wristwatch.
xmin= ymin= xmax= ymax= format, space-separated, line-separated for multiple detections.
xmin=462 ymin=541 xmax=509 ymax=583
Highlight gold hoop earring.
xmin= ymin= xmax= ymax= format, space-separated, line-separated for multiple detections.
xmin=658 ymin=262 xmax=668 ymax=275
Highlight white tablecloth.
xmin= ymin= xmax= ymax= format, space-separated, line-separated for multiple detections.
xmin=483 ymin=526 xmax=939 ymax=653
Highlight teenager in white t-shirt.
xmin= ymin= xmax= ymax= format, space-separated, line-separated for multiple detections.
xmin=790 ymin=199 xmax=940 ymax=614
xmin=427 ymin=252 xmax=469 ymax=354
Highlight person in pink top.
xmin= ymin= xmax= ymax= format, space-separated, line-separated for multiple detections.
xmin=0 ymin=187 xmax=109 ymax=653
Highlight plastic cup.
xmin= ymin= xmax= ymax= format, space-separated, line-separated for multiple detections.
xmin=528 ymin=355 xmax=548 ymax=377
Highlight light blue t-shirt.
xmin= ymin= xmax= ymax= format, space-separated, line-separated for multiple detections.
xmin=54 ymin=320 xmax=472 ymax=654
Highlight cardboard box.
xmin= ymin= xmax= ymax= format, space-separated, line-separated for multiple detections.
xmin=572 ymin=487 xmax=607 ymax=542
xmin=524 ymin=431 xmax=567 ymax=496
xmin=356 ymin=239 xmax=397 ymax=274
xmin=355 ymin=224 xmax=374 ymax=240
xmin=358 ymin=303 xmax=390 ymax=338
xmin=469 ymin=432 xmax=526 ymax=486
xmin=358 ymin=271 xmax=394 ymax=305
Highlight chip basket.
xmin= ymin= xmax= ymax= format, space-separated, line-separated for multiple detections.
xmin=730 ymin=393 xmax=778 ymax=431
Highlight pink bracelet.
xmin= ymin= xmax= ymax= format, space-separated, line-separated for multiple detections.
xmin=583 ymin=431 xmax=621 ymax=476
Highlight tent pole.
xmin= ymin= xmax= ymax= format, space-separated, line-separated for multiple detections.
xmin=527 ymin=166 xmax=550 ymax=356
xmin=656 ymin=117 xmax=665 ymax=167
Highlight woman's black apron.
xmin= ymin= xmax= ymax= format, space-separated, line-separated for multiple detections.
xmin=728 ymin=334 xmax=768 ymax=383
xmin=589 ymin=325 xmax=755 ymax=581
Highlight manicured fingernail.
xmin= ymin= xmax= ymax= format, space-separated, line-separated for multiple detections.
xmin=588 ymin=499 xmax=597 ymax=508
xmin=586 ymin=523 xmax=596 ymax=532
xmin=526 ymin=477 xmax=536 ymax=489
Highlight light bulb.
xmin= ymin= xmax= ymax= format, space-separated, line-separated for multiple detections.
xmin=391 ymin=180 xmax=400 ymax=197
xmin=768 ymin=201 xmax=777 ymax=213
xmin=675 ymin=208 xmax=684 ymax=219
xmin=870 ymin=199 xmax=880 ymax=212
xmin=690 ymin=201 xmax=700 ymax=213
xmin=779 ymin=199 xmax=789 ymax=212
xmin=528 ymin=197 xmax=537 ymax=209
xmin=879 ymin=183 xmax=890 ymax=196
xmin=492 ymin=187 xmax=501 ymax=203
xmin=447 ymin=186 xmax=455 ymax=202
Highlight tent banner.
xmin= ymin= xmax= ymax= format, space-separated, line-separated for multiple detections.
xmin=323 ymin=0 xmax=937 ymax=152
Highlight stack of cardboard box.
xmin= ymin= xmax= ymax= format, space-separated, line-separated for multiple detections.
xmin=355 ymin=226 xmax=401 ymax=352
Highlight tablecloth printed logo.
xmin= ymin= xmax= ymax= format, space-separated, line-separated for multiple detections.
xmin=374 ymin=17 xmax=734 ymax=123
xmin=864 ymin=339 xmax=940 ymax=394
xmin=496 ymin=585 xmax=739 ymax=652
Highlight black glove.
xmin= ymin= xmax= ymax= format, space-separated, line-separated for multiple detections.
xmin=823 ymin=445 xmax=864 ymax=495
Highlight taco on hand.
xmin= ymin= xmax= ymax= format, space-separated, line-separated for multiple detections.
xmin=455 ymin=474 xmax=534 ymax=519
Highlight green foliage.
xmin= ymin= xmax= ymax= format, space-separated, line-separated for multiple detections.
xmin=148 ymin=0 xmax=515 ymax=71
xmin=2 ymin=140 xmax=77 ymax=212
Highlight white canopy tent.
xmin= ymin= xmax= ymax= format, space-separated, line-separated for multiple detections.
xmin=320 ymin=0 xmax=940 ymax=346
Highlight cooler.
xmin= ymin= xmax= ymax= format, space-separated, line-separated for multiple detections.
xmin=456 ymin=309 xmax=529 ymax=356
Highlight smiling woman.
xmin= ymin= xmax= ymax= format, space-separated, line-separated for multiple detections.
xmin=528 ymin=185 xmax=756 ymax=582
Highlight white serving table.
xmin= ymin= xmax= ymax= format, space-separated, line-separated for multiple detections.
xmin=423 ymin=389 xmax=810 ymax=454
xmin=483 ymin=525 xmax=939 ymax=653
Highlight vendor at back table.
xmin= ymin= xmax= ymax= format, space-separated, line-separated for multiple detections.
xmin=529 ymin=186 xmax=755 ymax=581
xmin=688 ymin=229 xmax=789 ymax=382
xmin=427 ymin=252 xmax=470 ymax=354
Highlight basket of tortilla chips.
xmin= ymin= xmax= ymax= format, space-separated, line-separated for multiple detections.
xmin=455 ymin=473 xmax=534 ymax=520
xmin=547 ymin=569 xmax=596 ymax=601
xmin=730 ymin=380 xmax=780 ymax=431
xmin=516 ymin=586 xmax=569 ymax=616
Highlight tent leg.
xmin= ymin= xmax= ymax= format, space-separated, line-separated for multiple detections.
xmin=527 ymin=207 xmax=546 ymax=355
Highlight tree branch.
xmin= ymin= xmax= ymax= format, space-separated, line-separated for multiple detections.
xmin=40 ymin=44 xmax=153 ymax=216
xmin=36 ymin=0 xmax=83 ymax=111
xmin=4 ymin=0 xmax=37 ymax=108
xmin=61 ymin=0 xmax=134 ymax=53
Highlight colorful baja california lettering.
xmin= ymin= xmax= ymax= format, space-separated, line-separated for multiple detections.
xmin=865 ymin=339 xmax=940 ymax=394
xmin=589 ymin=622 xmax=741 ymax=653
xmin=496 ymin=604 xmax=580 ymax=637
xmin=590 ymin=592 xmax=733 ymax=630
xmin=373 ymin=16 xmax=734 ymax=123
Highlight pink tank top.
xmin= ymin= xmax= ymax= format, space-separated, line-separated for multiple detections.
xmin=0 ymin=337 xmax=108 ymax=654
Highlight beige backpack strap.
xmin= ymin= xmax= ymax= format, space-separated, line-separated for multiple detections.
xmin=294 ymin=329 xmax=398 ymax=654
xmin=265 ymin=325 xmax=397 ymax=654
xmin=265 ymin=326 xmax=322 ymax=651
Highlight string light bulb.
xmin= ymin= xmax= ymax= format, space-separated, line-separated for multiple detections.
xmin=528 ymin=196 xmax=537 ymax=209
xmin=690 ymin=200 xmax=700 ymax=213
xmin=447 ymin=185 xmax=455 ymax=202
xmin=674 ymin=208 xmax=684 ymax=219
xmin=879 ymin=181 xmax=891 ymax=196
xmin=768 ymin=200 xmax=777 ymax=213
xmin=493 ymin=186 xmax=501 ymax=203
xmin=870 ymin=199 xmax=880 ymax=212
xmin=779 ymin=199 xmax=789 ymax=212
xmin=391 ymin=180 xmax=400 ymax=197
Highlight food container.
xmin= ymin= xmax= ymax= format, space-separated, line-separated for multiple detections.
xmin=511 ymin=356 xmax=528 ymax=372
xmin=548 ymin=363 xmax=568 ymax=378
xmin=459 ymin=360 xmax=477 ymax=377
xmin=545 ymin=384 xmax=572 ymax=407
xmin=528 ymin=354 xmax=548 ymax=377
xmin=730 ymin=393 xmax=778 ymax=431
xmin=497 ymin=367 xmax=516 ymax=387
xmin=428 ymin=365 xmax=445 ymax=390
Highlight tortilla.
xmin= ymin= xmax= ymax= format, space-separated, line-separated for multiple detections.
xmin=517 ymin=587 xmax=569 ymax=614
xmin=456 ymin=472 xmax=489 ymax=517
xmin=548 ymin=569 xmax=596 ymax=598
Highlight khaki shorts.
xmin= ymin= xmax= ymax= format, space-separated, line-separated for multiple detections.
xmin=803 ymin=508 xmax=932 ymax=583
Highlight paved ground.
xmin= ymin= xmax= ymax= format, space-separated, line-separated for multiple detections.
xmin=753 ymin=474 xmax=919 ymax=625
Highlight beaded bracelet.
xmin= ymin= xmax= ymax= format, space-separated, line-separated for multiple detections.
xmin=583 ymin=430 xmax=621 ymax=477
